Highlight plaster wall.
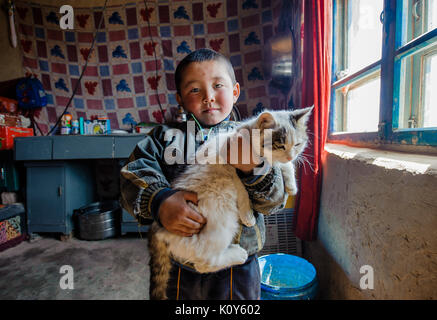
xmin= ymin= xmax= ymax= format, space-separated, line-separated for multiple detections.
xmin=304 ymin=144 xmax=437 ymax=299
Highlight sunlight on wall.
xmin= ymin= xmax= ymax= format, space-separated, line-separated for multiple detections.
xmin=372 ymin=157 xmax=431 ymax=174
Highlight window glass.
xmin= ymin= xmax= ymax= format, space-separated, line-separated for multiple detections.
xmin=396 ymin=45 xmax=437 ymax=129
xmin=347 ymin=0 xmax=384 ymax=72
xmin=400 ymin=0 xmax=437 ymax=46
xmin=345 ymin=77 xmax=381 ymax=132
xmin=428 ymin=0 xmax=437 ymax=31
xmin=332 ymin=0 xmax=382 ymax=134
xmin=333 ymin=75 xmax=381 ymax=133
xmin=331 ymin=0 xmax=437 ymax=146
xmin=423 ymin=52 xmax=437 ymax=127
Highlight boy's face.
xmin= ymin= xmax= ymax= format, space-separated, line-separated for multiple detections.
xmin=176 ymin=60 xmax=240 ymax=127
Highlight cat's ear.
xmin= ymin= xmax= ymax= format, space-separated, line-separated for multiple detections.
xmin=291 ymin=106 xmax=313 ymax=126
xmin=257 ymin=112 xmax=275 ymax=130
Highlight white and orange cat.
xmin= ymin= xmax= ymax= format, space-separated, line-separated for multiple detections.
xmin=148 ymin=107 xmax=313 ymax=300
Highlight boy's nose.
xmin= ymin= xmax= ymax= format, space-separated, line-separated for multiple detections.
xmin=203 ymin=95 xmax=215 ymax=104
xmin=203 ymin=90 xmax=216 ymax=104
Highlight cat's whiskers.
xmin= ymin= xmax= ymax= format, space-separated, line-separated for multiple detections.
xmin=296 ymin=153 xmax=315 ymax=174
xmin=305 ymin=138 xmax=313 ymax=147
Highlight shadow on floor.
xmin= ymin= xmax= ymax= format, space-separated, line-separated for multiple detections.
xmin=0 ymin=233 xmax=150 ymax=300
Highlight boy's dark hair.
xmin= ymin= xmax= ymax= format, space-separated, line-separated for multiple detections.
xmin=175 ymin=48 xmax=236 ymax=94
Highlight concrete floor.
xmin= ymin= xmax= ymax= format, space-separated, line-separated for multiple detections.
xmin=0 ymin=233 xmax=150 ymax=300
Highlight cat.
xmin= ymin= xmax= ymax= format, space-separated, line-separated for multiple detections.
xmin=148 ymin=107 xmax=313 ymax=300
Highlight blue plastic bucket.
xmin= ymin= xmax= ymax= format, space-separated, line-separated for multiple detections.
xmin=258 ymin=253 xmax=318 ymax=300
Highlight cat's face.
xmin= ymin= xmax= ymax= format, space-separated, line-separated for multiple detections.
xmin=256 ymin=107 xmax=313 ymax=164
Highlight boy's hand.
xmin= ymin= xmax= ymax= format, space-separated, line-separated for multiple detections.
xmin=226 ymin=133 xmax=262 ymax=174
xmin=158 ymin=190 xmax=207 ymax=237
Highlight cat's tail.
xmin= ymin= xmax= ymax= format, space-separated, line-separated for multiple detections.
xmin=148 ymin=222 xmax=172 ymax=300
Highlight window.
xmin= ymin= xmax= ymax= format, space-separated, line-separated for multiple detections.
xmin=422 ymin=53 xmax=437 ymax=127
xmin=396 ymin=0 xmax=437 ymax=130
xmin=346 ymin=0 xmax=384 ymax=73
xmin=399 ymin=0 xmax=437 ymax=44
xmin=331 ymin=0 xmax=437 ymax=147
xmin=332 ymin=0 xmax=383 ymax=133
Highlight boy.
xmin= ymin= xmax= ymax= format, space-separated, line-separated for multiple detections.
xmin=120 ymin=48 xmax=287 ymax=300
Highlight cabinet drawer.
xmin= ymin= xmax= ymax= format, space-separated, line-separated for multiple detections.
xmin=53 ymin=136 xmax=114 ymax=159
xmin=114 ymin=135 xmax=146 ymax=158
xmin=14 ymin=137 xmax=52 ymax=160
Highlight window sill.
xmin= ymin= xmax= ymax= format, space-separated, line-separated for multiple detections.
xmin=324 ymin=143 xmax=437 ymax=177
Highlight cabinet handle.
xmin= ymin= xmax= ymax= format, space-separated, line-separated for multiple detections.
xmin=58 ymin=186 xmax=63 ymax=197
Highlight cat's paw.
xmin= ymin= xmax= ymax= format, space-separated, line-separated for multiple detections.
xmin=240 ymin=210 xmax=256 ymax=227
xmin=229 ymin=244 xmax=248 ymax=265
xmin=285 ymin=184 xmax=298 ymax=196
xmin=194 ymin=263 xmax=212 ymax=274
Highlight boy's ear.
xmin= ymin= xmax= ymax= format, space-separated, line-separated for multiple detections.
xmin=176 ymin=93 xmax=182 ymax=106
xmin=233 ymin=83 xmax=240 ymax=104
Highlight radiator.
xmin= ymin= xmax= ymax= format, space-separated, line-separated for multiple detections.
xmin=259 ymin=208 xmax=302 ymax=257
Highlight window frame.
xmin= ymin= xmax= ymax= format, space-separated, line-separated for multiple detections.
xmin=329 ymin=0 xmax=437 ymax=149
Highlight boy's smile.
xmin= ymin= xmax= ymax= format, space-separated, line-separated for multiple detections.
xmin=176 ymin=60 xmax=240 ymax=127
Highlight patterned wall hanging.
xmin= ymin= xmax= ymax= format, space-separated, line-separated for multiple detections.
xmin=16 ymin=0 xmax=296 ymax=135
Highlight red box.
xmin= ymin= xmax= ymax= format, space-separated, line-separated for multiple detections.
xmin=0 ymin=126 xmax=34 ymax=150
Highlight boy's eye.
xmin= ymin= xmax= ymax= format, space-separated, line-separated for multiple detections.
xmin=190 ymin=88 xmax=200 ymax=93
xmin=215 ymin=84 xmax=224 ymax=88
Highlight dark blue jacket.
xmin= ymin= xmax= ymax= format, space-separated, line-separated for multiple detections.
xmin=120 ymin=116 xmax=287 ymax=256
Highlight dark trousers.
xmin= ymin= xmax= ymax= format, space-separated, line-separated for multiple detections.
xmin=166 ymin=255 xmax=261 ymax=300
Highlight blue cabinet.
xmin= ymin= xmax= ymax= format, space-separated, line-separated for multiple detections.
xmin=15 ymin=135 xmax=149 ymax=236
xmin=25 ymin=161 xmax=95 ymax=236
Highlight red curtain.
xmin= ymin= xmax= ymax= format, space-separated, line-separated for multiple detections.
xmin=294 ymin=0 xmax=332 ymax=241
